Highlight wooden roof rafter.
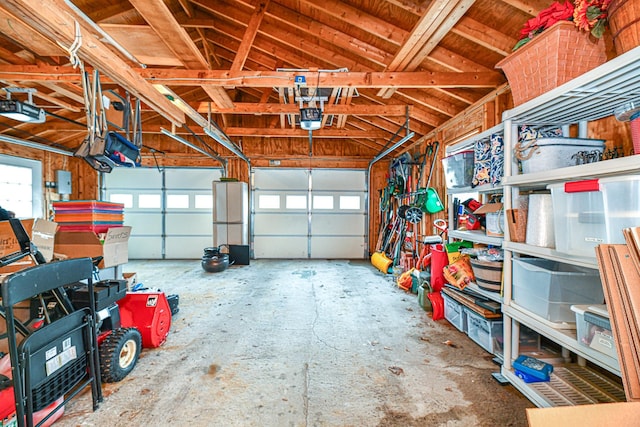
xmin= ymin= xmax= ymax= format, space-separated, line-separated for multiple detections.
xmin=230 ymin=0 xmax=270 ymax=73
xmin=0 ymin=0 xmax=187 ymax=126
xmin=378 ymin=0 xmax=477 ymax=99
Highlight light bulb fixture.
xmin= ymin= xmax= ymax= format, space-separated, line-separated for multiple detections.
xmin=0 ymin=88 xmax=46 ymax=124
xmin=300 ymin=107 xmax=322 ymax=131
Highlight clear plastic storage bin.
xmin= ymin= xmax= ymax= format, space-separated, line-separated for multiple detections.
xmin=571 ymin=304 xmax=617 ymax=359
xmin=549 ymin=175 xmax=640 ymax=258
xmin=466 ymin=310 xmax=503 ymax=355
xmin=548 ymin=180 xmax=606 ymax=257
xmin=442 ymin=151 xmax=474 ymax=189
xmin=599 ymin=175 xmax=640 ymax=244
xmin=443 ymin=293 xmax=466 ymax=333
xmin=512 ymin=258 xmax=604 ymax=323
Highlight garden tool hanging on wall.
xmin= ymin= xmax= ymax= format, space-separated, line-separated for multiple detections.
xmin=395 ymin=151 xmax=424 ymax=224
xmin=419 ymin=141 xmax=444 ymax=214
xmin=403 ymin=149 xmax=427 ymax=224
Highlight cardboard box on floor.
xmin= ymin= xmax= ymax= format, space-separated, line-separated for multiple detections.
xmin=54 ymin=226 xmax=131 ymax=269
xmin=527 ymin=402 xmax=640 ymax=426
xmin=0 ymin=218 xmax=58 ymax=275
xmin=123 ymin=272 xmax=138 ymax=291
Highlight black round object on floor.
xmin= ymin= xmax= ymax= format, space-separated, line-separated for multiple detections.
xmin=202 ymin=246 xmax=229 ymax=273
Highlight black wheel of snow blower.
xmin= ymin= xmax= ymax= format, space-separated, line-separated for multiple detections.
xmin=99 ymin=327 xmax=142 ymax=383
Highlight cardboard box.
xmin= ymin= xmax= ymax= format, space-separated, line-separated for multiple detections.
xmin=527 ymin=402 xmax=640 ymax=426
xmin=54 ymin=226 xmax=131 ymax=269
xmin=506 ymin=208 xmax=527 ymax=243
xmin=31 ymin=219 xmax=58 ymax=262
xmin=123 ymin=272 xmax=138 ymax=291
xmin=473 ymin=203 xmax=504 ymax=237
xmin=0 ymin=218 xmax=58 ymax=274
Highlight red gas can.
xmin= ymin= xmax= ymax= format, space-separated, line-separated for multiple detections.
xmin=118 ymin=291 xmax=172 ymax=348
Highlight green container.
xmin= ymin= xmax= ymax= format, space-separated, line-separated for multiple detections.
xmin=418 ymin=284 xmax=432 ymax=311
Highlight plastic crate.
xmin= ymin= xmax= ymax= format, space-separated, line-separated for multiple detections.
xmin=548 ymin=181 xmax=606 ymax=257
xmin=571 ymin=304 xmax=618 ymax=359
xmin=512 ymin=258 xmax=604 ymax=323
xmin=443 ymin=293 xmax=466 ymax=333
xmin=599 ymin=175 xmax=640 ymax=245
xmin=466 ymin=309 xmax=503 ymax=355
xmin=549 ymin=175 xmax=640 ymax=258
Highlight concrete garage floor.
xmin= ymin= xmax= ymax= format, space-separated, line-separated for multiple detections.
xmin=58 ymin=259 xmax=532 ymax=426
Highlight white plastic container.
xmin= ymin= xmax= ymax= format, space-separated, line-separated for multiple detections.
xmin=518 ymin=137 xmax=605 ymax=174
xmin=549 ymin=175 xmax=640 ymax=257
xmin=442 ymin=151 xmax=474 ymax=189
xmin=443 ymin=293 xmax=466 ymax=333
xmin=466 ymin=310 xmax=503 ymax=355
xmin=548 ymin=181 xmax=606 ymax=257
xmin=571 ymin=304 xmax=618 ymax=359
xmin=599 ymin=175 xmax=640 ymax=244
xmin=526 ymin=193 xmax=555 ymax=248
xmin=512 ymin=258 xmax=604 ymax=323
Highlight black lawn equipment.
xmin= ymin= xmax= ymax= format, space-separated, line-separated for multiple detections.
xmin=0 ymin=218 xmax=174 ymax=385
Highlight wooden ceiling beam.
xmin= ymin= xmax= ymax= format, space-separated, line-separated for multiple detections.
xmin=378 ymin=0 xmax=476 ymax=98
xmin=223 ymin=128 xmax=391 ymax=138
xmin=434 ymin=87 xmax=483 ymax=105
xmin=425 ymin=46 xmax=492 ymax=72
xmin=38 ymin=82 xmax=85 ymax=105
xmin=335 ymin=87 xmax=355 ymax=129
xmin=0 ymin=1 xmax=186 ymax=126
xmin=198 ymin=0 xmax=385 ymax=71
xmin=230 ymin=0 xmax=270 ymax=72
xmin=384 ymin=0 xmax=429 ymax=15
xmin=296 ymin=0 xmax=406 ymax=47
xmin=501 ymin=0 xmax=547 ymax=15
xmin=393 ymin=89 xmax=460 ymax=118
xmin=0 ymin=47 xmax=32 ymax=66
xmin=195 ymin=103 xmax=409 ymax=115
xmin=82 ymin=0 xmax=134 ymax=23
xmin=243 ymin=0 xmax=393 ymax=68
xmin=196 ymin=28 xmax=222 ymax=67
xmin=0 ymin=8 xmax=63 ymax=56
xmin=0 ymin=65 xmax=504 ymax=89
xmin=1 ymin=81 xmax=82 ymax=112
xmin=128 ymin=0 xmax=209 ymax=69
xmin=386 ymin=0 xmax=463 ymax=72
xmin=232 ymin=0 xmax=493 ymax=81
xmin=177 ymin=0 xmax=195 ymax=18
xmin=201 ymin=86 xmax=235 ymax=109
xmin=450 ymin=17 xmax=517 ymax=57
xmin=129 ymin=0 xmax=238 ymax=112
xmin=139 ymin=69 xmax=504 ymax=88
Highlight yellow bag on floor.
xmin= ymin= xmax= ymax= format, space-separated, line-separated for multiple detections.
xmin=443 ymin=255 xmax=475 ymax=290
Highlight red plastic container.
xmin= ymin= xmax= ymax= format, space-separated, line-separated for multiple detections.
xmin=118 ymin=291 xmax=172 ymax=348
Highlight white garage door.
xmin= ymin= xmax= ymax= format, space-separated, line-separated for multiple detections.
xmin=252 ymin=168 xmax=366 ymax=259
xmin=103 ymin=167 xmax=222 ymax=259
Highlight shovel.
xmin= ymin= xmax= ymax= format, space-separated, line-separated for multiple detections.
xmin=422 ymin=141 xmax=444 ymax=214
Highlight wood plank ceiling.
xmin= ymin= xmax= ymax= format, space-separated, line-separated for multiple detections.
xmin=0 ymin=0 xmax=551 ymax=164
